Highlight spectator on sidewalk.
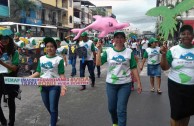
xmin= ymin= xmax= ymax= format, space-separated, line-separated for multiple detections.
xmin=96 ymin=31 xmax=142 ymax=126
xmin=160 ymin=25 xmax=194 ymax=126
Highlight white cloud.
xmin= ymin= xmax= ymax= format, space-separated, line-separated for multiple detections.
xmin=89 ymin=0 xmax=157 ymax=32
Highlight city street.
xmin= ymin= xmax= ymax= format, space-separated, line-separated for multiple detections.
xmin=2 ymin=59 xmax=194 ymax=126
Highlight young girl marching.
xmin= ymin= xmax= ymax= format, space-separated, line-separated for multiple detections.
xmin=29 ymin=37 xmax=67 ymax=126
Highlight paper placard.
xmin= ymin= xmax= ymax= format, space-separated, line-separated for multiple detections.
xmin=4 ymin=77 xmax=90 ymax=86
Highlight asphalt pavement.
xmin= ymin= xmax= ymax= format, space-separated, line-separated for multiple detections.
xmin=2 ymin=59 xmax=194 ymax=126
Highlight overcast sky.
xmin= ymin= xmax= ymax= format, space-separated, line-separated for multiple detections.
xmin=88 ymin=0 xmax=157 ymax=32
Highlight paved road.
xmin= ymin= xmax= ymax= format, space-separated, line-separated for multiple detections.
xmin=2 ymin=60 xmax=194 ymax=126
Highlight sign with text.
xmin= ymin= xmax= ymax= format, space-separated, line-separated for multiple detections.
xmin=4 ymin=77 xmax=90 ymax=86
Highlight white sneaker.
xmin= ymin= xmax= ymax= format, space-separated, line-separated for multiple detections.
xmin=57 ymin=116 xmax=60 ymax=122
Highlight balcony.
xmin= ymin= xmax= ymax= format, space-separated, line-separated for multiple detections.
xmin=20 ymin=17 xmax=42 ymax=25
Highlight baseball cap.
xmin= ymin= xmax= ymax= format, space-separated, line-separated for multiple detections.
xmin=149 ymin=37 xmax=158 ymax=44
xmin=114 ymin=31 xmax=126 ymax=38
xmin=15 ymin=32 xmax=21 ymax=37
xmin=43 ymin=37 xmax=57 ymax=49
xmin=93 ymin=38 xmax=98 ymax=42
xmin=26 ymin=30 xmax=32 ymax=33
xmin=70 ymin=34 xmax=75 ymax=38
xmin=81 ymin=32 xmax=88 ymax=37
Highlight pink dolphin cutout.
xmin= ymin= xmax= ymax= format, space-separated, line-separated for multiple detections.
xmin=71 ymin=15 xmax=129 ymax=40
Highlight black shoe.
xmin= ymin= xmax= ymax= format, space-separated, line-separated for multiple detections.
xmin=1 ymin=121 xmax=7 ymax=126
xmin=80 ymin=86 xmax=86 ymax=91
xmin=91 ymin=83 xmax=95 ymax=87
xmin=8 ymin=123 xmax=14 ymax=126
xmin=71 ymin=73 xmax=76 ymax=77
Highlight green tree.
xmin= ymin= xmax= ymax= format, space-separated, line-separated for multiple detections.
xmin=9 ymin=0 xmax=37 ymax=21
xmin=92 ymin=8 xmax=106 ymax=16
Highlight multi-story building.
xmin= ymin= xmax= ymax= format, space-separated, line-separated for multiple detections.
xmin=40 ymin=0 xmax=74 ymax=39
xmin=73 ymin=0 xmax=95 ymax=29
xmin=73 ymin=1 xmax=82 ymax=28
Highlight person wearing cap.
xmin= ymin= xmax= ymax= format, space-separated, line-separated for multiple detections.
xmin=56 ymin=38 xmax=67 ymax=67
xmin=160 ymin=25 xmax=194 ymax=126
xmin=140 ymin=37 xmax=162 ymax=94
xmin=96 ymin=31 xmax=142 ymax=126
xmin=14 ymin=32 xmax=25 ymax=48
xmin=64 ymin=34 xmax=78 ymax=77
xmin=25 ymin=30 xmax=36 ymax=49
xmin=79 ymin=32 xmax=96 ymax=90
xmin=93 ymin=38 xmax=101 ymax=78
xmin=0 ymin=34 xmax=20 ymax=126
xmin=29 ymin=37 xmax=67 ymax=126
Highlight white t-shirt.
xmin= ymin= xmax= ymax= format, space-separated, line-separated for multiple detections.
xmin=38 ymin=55 xmax=64 ymax=78
xmin=131 ymin=42 xmax=137 ymax=49
xmin=103 ymin=48 xmax=136 ymax=84
xmin=141 ymin=40 xmax=149 ymax=49
xmin=168 ymin=45 xmax=194 ymax=85
xmin=145 ymin=47 xmax=161 ymax=65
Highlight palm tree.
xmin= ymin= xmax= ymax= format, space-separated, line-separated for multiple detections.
xmin=146 ymin=0 xmax=194 ymax=40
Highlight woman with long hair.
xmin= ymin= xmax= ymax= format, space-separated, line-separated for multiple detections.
xmin=0 ymin=34 xmax=20 ymax=126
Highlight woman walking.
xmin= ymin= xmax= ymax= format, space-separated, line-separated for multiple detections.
xmin=140 ymin=37 xmax=162 ymax=94
xmin=160 ymin=25 xmax=194 ymax=126
xmin=0 ymin=34 xmax=20 ymax=126
xmin=96 ymin=31 xmax=142 ymax=126
xmin=29 ymin=37 xmax=67 ymax=126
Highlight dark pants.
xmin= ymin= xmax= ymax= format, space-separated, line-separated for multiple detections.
xmin=80 ymin=60 xmax=95 ymax=88
xmin=0 ymin=76 xmax=16 ymax=126
xmin=94 ymin=65 xmax=101 ymax=77
xmin=141 ymin=49 xmax=145 ymax=59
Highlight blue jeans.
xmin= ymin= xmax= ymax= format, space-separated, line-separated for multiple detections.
xmin=106 ymin=83 xmax=131 ymax=126
xmin=80 ymin=60 xmax=95 ymax=88
xmin=41 ymin=86 xmax=61 ymax=126
xmin=69 ymin=56 xmax=77 ymax=76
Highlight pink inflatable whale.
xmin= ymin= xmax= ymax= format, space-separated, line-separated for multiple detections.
xmin=71 ymin=15 xmax=129 ymax=40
